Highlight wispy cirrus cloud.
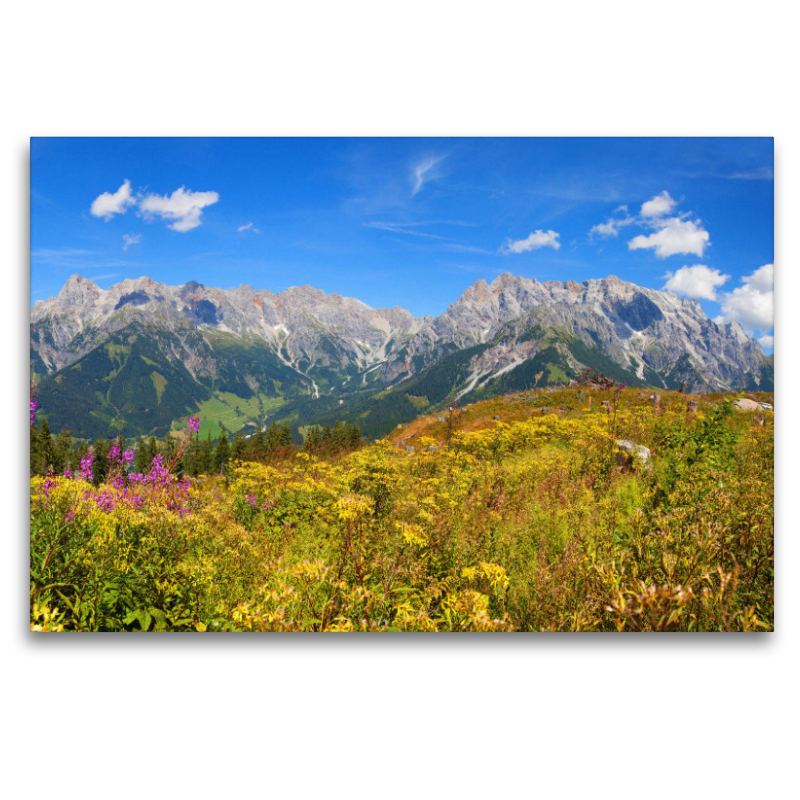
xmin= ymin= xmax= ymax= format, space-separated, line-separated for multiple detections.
xmin=364 ymin=221 xmax=449 ymax=240
xmin=501 ymin=229 xmax=561 ymax=254
xmin=238 ymin=222 xmax=261 ymax=234
xmin=411 ymin=155 xmax=446 ymax=196
xmin=122 ymin=233 xmax=142 ymax=251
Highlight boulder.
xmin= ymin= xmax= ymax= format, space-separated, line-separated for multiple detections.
xmin=733 ymin=398 xmax=762 ymax=412
xmin=616 ymin=439 xmax=651 ymax=468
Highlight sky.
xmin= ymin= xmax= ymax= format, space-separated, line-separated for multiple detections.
xmin=30 ymin=137 xmax=774 ymax=352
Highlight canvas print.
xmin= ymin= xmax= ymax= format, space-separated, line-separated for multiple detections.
xmin=29 ymin=137 xmax=774 ymax=632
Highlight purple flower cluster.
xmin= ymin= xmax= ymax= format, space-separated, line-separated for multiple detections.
xmin=187 ymin=416 xmax=200 ymax=434
xmin=50 ymin=450 xmax=195 ymax=523
xmin=242 ymin=495 xmax=276 ymax=514
xmin=108 ymin=441 xmax=136 ymax=467
xmin=93 ymin=487 xmax=147 ymax=513
xmin=79 ymin=451 xmax=94 ymax=482
xmin=30 ymin=396 xmax=38 ymax=426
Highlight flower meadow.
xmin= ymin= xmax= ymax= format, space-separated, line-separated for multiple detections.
xmin=29 ymin=387 xmax=774 ymax=632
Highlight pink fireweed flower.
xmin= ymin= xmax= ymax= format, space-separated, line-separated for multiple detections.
xmin=187 ymin=416 xmax=200 ymax=434
xmin=79 ymin=451 xmax=94 ymax=482
xmin=122 ymin=449 xmax=135 ymax=466
xmin=63 ymin=468 xmax=73 ymax=479
xmin=108 ymin=442 xmax=121 ymax=461
xmin=30 ymin=382 xmax=38 ymax=425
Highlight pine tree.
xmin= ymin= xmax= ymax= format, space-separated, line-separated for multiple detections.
xmin=133 ymin=437 xmax=149 ymax=474
xmin=251 ymin=428 xmax=266 ymax=462
xmin=30 ymin=421 xmax=39 ymax=476
xmin=232 ymin=430 xmax=247 ymax=463
xmin=213 ymin=427 xmax=230 ymax=474
xmin=347 ymin=422 xmax=362 ymax=450
xmin=321 ymin=424 xmax=333 ymax=454
xmin=92 ymin=437 xmax=110 ymax=484
xmin=53 ymin=430 xmax=73 ymax=474
xmin=304 ymin=425 xmax=321 ymax=453
xmin=36 ymin=418 xmax=56 ymax=475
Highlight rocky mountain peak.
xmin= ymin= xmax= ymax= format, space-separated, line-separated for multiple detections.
xmin=57 ymin=274 xmax=101 ymax=306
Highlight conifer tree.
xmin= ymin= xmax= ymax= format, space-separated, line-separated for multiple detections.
xmin=92 ymin=437 xmax=110 ymax=484
xmin=30 ymin=421 xmax=39 ymax=475
xmin=321 ymin=424 xmax=333 ymax=454
xmin=146 ymin=437 xmax=159 ymax=470
xmin=133 ymin=437 xmax=149 ymax=474
xmin=231 ymin=430 xmax=247 ymax=463
xmin=251 ymin=428 xmax=266 ymax=462
xmin=36 ymin=418 xmax=56 ymax=475
xmin=197 ymin=432 xmax=213 ymax=475
xmin=53 ymin=430 xmax=73 ymax=474
xmin=214 ymin=426 xmax=230 ymax=474
xmin=304 ymin=425 xmax=321 ymax=453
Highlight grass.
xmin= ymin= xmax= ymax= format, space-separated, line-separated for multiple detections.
xmin=180 ymin=391 xmax=287 ymax=439
xmin=31 ymin=385 xmax=774 ymax=632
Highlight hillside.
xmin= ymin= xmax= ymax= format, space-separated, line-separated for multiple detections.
xmin=31 ymin=385 xmax=774 ymax=632
xmin=31 ymin=273 xmax=773 ymax=441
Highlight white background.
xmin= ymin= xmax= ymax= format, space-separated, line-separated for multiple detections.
xmin=4 ymin=2 xmax=795 ymax=798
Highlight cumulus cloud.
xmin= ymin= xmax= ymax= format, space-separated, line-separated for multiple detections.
xmin=717 ymin=263 xmax=774 ymax=332
xmin=629 ymin=216 xmax=710 ymax=259
xmin=122 ymin=233 xmax=142 ymax=251
xmin=758 ymin=334 xmax=774 ymax=350
xmin=411 ymin=155 xmax=445 ymax=196
xmin=589 ymin=191 xmax=711 ymax=258
xmin=590 ymin=214 xmax=635 ymax=239
xmin=501 ymin=229 xmax=561 ymax=254
xmin=640 ymin=190 xmax=677 ymax=218
xmin=138 ymin=187 xmax=219 ymax=232
xmin=238 ymin=222 xmax=261 ymax=234
xmin=90 ymin=180 xmax=136 ymax=220
xmin=663 ymin=264 xmax=730 ymax=301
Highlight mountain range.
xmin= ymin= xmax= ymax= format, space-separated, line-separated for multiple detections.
xmin=30 ymin=272 xmax=773 ymax=441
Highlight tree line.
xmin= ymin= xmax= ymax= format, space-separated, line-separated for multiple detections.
xmin=30 ymin=417 xmax=362 ymax=482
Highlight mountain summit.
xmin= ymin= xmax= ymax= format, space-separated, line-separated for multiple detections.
xmin=30 ymin=273 xmax=772 ymax=440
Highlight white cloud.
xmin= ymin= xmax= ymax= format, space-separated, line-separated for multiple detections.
xmin=411 ymin=155 xmax=445 ymax=196
xmin=629 ymin=216 xmax=710 ymax=258
xmin=90 ymin=180 xmax=136 ymax=220
xmin=663 ymin=264 xmax=730 ymax=301
xmin=589 ymin=191 xmax=710 ymax=258
xmin=122 ymin=233 xmax=142 ymax=251
xmin=758 ymin=334 xmax=774 ymax=350
xmin=138 ymin=186 xmax=219 ymax=232
xmin=640 ymin=190 xmax=677 ymax=218
xmin=501 ymin=229 xmax=561 ymax=254
xmin=717 ymin=264 xmax=774 ymax=332
xmin=238 ymin=222 xmax=261 ymax=234
xmin=590 ymin=215 xmax=635 ymax=239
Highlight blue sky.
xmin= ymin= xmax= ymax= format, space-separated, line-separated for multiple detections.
xmin=31 ymin=137 xmax=774 ymax=351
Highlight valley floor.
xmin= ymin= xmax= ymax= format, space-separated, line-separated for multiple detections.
xmin=30 ymin=387 xmax=774 ymax=632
